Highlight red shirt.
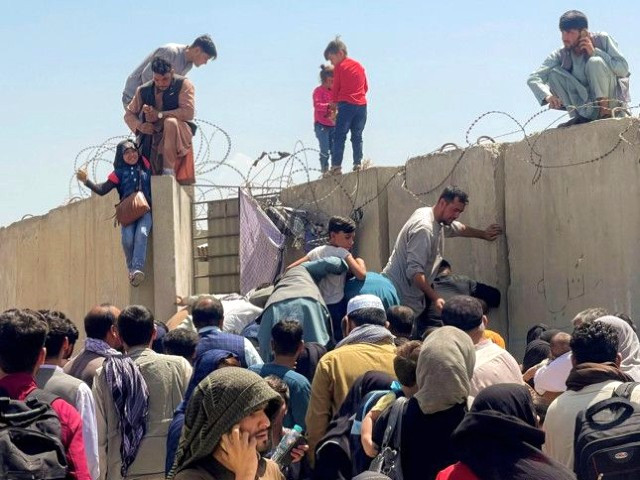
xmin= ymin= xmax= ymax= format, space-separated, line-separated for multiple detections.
xmin=436 ymin=462 xmax=481 ymax=480
xmin=332 ymin=57 xmax=368 ymax=105
xmin=0 ymin=372 xmax=91 ymax=480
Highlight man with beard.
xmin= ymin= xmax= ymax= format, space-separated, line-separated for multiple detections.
xmin=124 ymin=57 xmax=196 ymax=176
xmin=168 ymin=368 xmax=306 ymax=480
xmin=528 ymin=10 xmax=630 ymax=127
xmin=382 ymin=186 xmax=502 ymax=316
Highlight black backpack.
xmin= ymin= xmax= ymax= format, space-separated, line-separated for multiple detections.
xmin=574 ymin=382 xmax=640 ymax=480
xmin=0 ymin=389 xmax=68 ymax=479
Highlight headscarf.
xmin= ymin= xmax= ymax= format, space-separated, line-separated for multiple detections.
xmin=113 ymin=139 xmax=140 ymax=169
xmin=596 ymin=315 xmax=640 ymax=381
xmin=168 ymin=367 xmax=283 ymax=479
xmin=526 ymin=323 xmax=549 ymax=344
xmin=451 ymin=384 xmax=575 ymax=480
xmin=103 ymin=356 xmax=149 ymax=477
xmin=522 ymin=339 xmax=551 ymax=373
xmin=414 ymin=326 xmax=475 ymax=414
xmin=336 ymin=324 xmax=395 ymax=348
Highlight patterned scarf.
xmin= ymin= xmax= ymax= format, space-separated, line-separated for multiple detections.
xmin=103 ymin=356 xmax=150 ymax=477
xmin=336 ymin=324 xmax=395 ymax=348
xmin=84 ymin=338 xmax=120 ymax=357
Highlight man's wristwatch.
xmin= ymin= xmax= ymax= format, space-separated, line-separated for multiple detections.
xmin=158 ymin=111 xmax=164 ymax=119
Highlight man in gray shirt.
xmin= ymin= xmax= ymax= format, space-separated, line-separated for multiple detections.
xmin=122 ymin=34 xmax=217 ymax=107
xmin=382 ymin=185 xmax=502 ymax=316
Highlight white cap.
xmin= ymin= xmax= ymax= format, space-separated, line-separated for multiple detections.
xmin=346 ymin=294 xmax=385 ymax=316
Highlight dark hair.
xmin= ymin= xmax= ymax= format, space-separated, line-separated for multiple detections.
xmin=387 ymin=305 xmax=414 ymax=337
xmin=85 ymin=304 xmax=118 ymax=340
xmin=319 ymin=64 xmax=334 ymax=83
xmin=348 ymin=307 xmax=387 ymax=327
xmin=439 ymin=185 xmax=469 ymax=205
xmin=0 ymin=309 xmax=48 ymax=373
xmin=393 ymin=340 xmax=422 ymax=387
xmin=151 ymin=56 xmax=173 ymax=75
xmin=441 ymin=295 xmax=483 ymax=331
xmin=559 ymin=10 xmax=588 ymax=31
xmin=422 ymin=325 xmax=440 ymax=340
xmin=192 ymin=297 xmax=224 ymax=330
xmin=39 ymin=310 xmax=77 ymax=358
xmin=324 ymin=36 xmax=348 ymax=60
xmin=191 ymin=34 xmax=217 ymax=58
xmin=571 ymin=321 xmax=619 ymax=365
xmin=265 ymin=375 xmax=290 ymax=407
xmin=272 ymin=320 xmax=303 ymax=356
xmin=526 ymin=323 xmax=549 ymax=344
xmin=328 ymin=215 xmax=356 ymax=234
xmin=163 ymin=328 xmax=199 ymax=360
xmin=437 ymin=259 xmax=452 ymax=275
xmin=117 ymin=305 xmax=155 ymax=347
xmin=113 ymin=139 xmax=141 ymax=170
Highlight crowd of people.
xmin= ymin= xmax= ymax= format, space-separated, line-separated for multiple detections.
xmin=4 ymin=181 xmax=640 ymax=480
xmin=8 ymin=9 xmax=635 ymax=480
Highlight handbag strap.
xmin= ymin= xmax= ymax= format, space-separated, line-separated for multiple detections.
xmin=381 ymin=397 xmax=408 ymax=449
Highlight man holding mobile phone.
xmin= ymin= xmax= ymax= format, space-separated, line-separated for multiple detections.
xmin=527 ymin=10 xmax=630 ymax=127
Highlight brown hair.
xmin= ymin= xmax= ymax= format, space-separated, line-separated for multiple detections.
xmin=320 ymin=64 xmax=334 ymax=83
xmin=393 ymin=340 xmax=422 ymax=387
xmin=324 ymin=36 xmax=348 ymax=60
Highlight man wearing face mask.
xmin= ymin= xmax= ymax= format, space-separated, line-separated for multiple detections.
xmin=382 ymin=185 xmax=502 ymax=316
xmin=124 ymin=57 xmax=197 ymax=177
xmin=528 ymin=10 xmax=630 ymax=127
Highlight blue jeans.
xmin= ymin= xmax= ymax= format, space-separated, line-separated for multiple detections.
xmin=314 ymin=122 xmax=335 ymax=172
xmin=332 ymin=102 xmax=367 ymax=168
xmin=121 ymin=211 xmax=152 ymax=273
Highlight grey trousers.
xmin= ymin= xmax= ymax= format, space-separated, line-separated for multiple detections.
xmin=548 ymin=57 xmax=618 ymax=119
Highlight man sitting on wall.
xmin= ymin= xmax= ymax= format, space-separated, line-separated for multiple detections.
xmin=124 ymin=57 xmax=196 ymax=178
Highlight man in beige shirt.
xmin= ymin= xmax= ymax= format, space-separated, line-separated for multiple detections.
xmin=93 ymin=305 xmax=192 ymax=480
xmin=124 ymin=56 xmax=195 ymax=176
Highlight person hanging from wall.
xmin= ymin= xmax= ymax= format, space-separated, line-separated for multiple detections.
xmin=124 ymin=56 xmax=197 ymax=183
xmin=76 ymin=140 xmax=152 ymax=287
xmin=527 ymin=10 xmax=630 ymax=128
xmin=313 ymin=64 xmax=336 ymax=177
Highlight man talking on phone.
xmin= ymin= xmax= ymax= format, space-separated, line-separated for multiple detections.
xmin=528 ymin=10 xmax=630 ymax=127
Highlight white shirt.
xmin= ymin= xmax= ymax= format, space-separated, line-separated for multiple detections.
xmin=307 ymin=245 xmax=350 ymax=305
xmin=544 ymin=379 xmax=640 ymax=469
xmin=534 ymin=352 xmax=573 ymax=395
xmin=469 ymin=339 xmax=524 ymax=404
xmin=40 ymin=364 xmax=100 ymax=480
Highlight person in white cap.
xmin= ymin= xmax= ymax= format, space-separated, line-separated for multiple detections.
xmin=305 ymin=294 xmax=396 ymax=463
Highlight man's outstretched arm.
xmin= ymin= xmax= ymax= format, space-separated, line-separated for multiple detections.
xmin=456 ymin=223 xmax=503 ymax=241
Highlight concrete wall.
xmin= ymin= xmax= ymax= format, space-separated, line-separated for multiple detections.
xmin=504 ymin=118 xmax=640 ymax=356
xmin=280 ymin=167 xmax=401 ymax=271
xmin=0 ymin=176 xmax=192 ymax=342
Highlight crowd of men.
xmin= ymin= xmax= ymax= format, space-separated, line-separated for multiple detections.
xmin=4 ymin=181 xmax=640 ymax=480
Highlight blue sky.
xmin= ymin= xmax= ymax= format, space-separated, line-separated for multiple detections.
xmin=2 ymin=1 xmax=639 ymax=227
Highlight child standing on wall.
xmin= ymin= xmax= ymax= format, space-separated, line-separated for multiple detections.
xmin=324 ymin=36 xmax=368 ymax=175
xmin=76 ymin=140 xmax=152 ymax=287
xmin=287 ymin=216 xmax=366 ymax=342
xmin=313 ymin=64 xmax=336 ymax=177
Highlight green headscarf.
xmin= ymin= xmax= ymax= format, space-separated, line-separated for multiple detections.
xmin=168 ymin=367 xmax=283 ymax=479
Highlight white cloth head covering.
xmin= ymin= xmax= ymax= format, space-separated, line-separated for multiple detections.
xmin=414 ymin=326 xmax=476 ymax=414
xmin=596 ymin=315 xmax=640 ymax=381
xmin=346 ymin=294 xmax=385 ymax=315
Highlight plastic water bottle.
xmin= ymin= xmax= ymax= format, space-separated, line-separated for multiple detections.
xmin=271 ymin=424 xmax=304 ymax=467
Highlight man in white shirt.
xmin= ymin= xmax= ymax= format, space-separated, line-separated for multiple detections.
xmin=544 ymin=321 xmax=640 ymax=469
xmin=441 ymin=296 xmax=522 ymax=404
